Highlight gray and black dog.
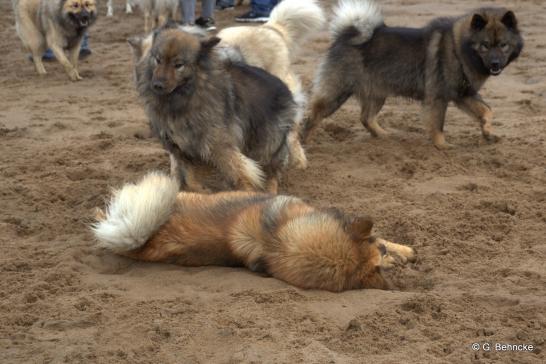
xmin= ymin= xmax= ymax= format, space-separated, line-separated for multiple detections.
xmin=305 ymin=0 xmax=523 ymax=148
xmin=131 ymin=25 xmax=300 ymax=193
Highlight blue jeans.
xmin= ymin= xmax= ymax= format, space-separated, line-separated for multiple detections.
xmin=180 ymin=0 xmax=215 ymax=24
xmin=251 ymin=0 xmax=278 ymax=16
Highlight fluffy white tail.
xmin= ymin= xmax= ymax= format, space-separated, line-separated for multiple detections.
xmin=267 ymin=0 xmax=325 ymax=51
xmin=330 ymin=0 xmax=383 ymax=44
xmin=92 ymin=172 xmax=179 ymax=253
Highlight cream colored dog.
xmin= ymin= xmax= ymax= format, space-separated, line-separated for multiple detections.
xmin=217 ymin=0 xmax=326 ymax=168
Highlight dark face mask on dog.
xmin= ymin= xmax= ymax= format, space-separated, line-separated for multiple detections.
xmin=64 ymin=0 xmax=97 ymax=29
xmin=469 ymin=11 xmax=523 ymax=76
xmin=149 ymin=32 xmax=221 ymax=96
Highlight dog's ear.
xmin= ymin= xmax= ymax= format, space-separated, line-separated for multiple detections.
xmin=128 ymin=36 xmax=144 ymax=60
xmin=501 ymin=10 xmax=517 ymax=30
xmin=470 ymin=13 xmax=487 ymax=31
xmin=200 ymin=36 xmax=221 ymax=52
xmin=347 ymin=215 xmax=374 ymax=242
xmin=197 ymin=36 xmax=221 ymax=63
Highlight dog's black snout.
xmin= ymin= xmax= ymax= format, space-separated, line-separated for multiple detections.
xmin=152 ymin=80 xmax=165 ymax=92
xmin=490 ymin=60 xmax=501 ymax=70
xmin=80 ymin=10 xmax=89 ymax=21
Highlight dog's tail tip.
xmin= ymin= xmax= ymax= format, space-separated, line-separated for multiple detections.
xmin=267 ymin=0 xmax=326 ymax=46
xmin=330 ymin=0 xmax=383 ymax=44
xmin=92 ymin=172 xmax=179 ymax=253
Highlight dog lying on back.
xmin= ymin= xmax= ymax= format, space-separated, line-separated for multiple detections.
xmin=130 ymin=26 xmax=299 ymax=193
xmin=304 ymin=0 xmax=524 ymax=148
xmin=12 ymin=0 xmax=98 ymax=81
xmin=93 ymin=172 xmax=416 ymax=292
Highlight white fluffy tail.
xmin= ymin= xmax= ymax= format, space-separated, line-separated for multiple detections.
xmin=267 ymin=0 xmax=325 ymax=51
xmin=92 ymin=172 xmax=179 ymax=253
xmin=330 ymin=0 xmax=383 ymax=44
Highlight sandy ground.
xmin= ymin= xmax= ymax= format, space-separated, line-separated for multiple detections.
xmin=1 ymin=0 xmax=545 ymax=363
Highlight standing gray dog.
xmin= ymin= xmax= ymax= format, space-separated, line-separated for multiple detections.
xmin=305 ymin=0 xmax=523 ymax=148
xmin=131 ymin=26 xmax=299 ymax=193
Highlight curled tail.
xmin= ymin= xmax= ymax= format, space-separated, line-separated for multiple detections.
xmin=92 ymin=172 xmax=179 ymax=253
xmin=330 ymin=0 xmax=383 ymax=44
xmin=266 ymin=0 xmax=325 ymax=52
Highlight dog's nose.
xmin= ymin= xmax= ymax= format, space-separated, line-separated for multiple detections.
xmin=490 ymin=60 xmax=501 ymax=70
xmin=152 ymin=81 xmax=165 ymax=92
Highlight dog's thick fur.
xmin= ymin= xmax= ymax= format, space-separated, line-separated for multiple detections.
xmin=216 ymin=0 xmax=325 ymax=169
xmin=131 ymin=26 xmax=299 ymax=193
xmin=305 ymin=0 xmax=524 ymax=148
xmin=93 ymin=172 xmax=416 ymax=292
xmin=12 ymin=0 xmax=98 ymax=81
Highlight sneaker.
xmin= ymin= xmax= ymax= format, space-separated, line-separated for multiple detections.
xmin=195 ymin=17 xmax=217 ymax=31
xmin=235 ymin=11 xmax=269 ymax=23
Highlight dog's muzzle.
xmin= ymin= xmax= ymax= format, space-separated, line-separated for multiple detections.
xmin=489 ymin=60 xmax=503 ymax=76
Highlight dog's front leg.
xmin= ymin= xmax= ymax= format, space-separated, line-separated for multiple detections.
xmin=456 ymin=95 xmax=498 ymax=143
xmin=46 ymin=29 xmax=81 ymax=81
xmin=68 ymin=37 xmax=84 ymax=78
xmin=375 ymin=238 xmax=416 ymax=265
xmin=212 ymin=148 xmax=265 ymax=191
xmin=423 ymin=99 xmax=449 ymax=149
xmin=169 ymin=153 xmax=205 ymax=192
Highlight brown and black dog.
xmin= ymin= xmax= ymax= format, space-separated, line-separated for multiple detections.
xmin=93 ymin=172 xmax=416 ymax=292
xmin=131 ymin=25 xmax=301 ymax=193
xmin=304 ymin=0 xmax=524 ymax=148
xmin=13 ymin=0 xmax=98 ymax=81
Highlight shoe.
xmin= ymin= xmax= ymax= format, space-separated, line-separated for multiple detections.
xmin=235 ymin=11 xmax=269 ymax=23
xmin=195 ymin=17 xmax=217 ymax=31
xmin=79 ymin=48 xmax=92 ymax=60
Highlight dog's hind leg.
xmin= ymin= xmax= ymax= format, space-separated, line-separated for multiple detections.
xmin=16 ymin=19 xmax=47 ymax=75
xmin=423 ymin=99 xmax=449 ymax=149
xmin=107 ymin=0 xmax=114 ymax=16
xmin=304 ymin=86 xmax=353 ymax=143
xmin=359 ymin=97 xmax=387 ymax=137
xmin=455 ymin=95 xmax=498 ymax=143
xmin=169 ymin=153 xmax=206 ymax=192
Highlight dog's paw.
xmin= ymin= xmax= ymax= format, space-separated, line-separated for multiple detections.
xmin=483 ymin=133 xmax=500 ymax=143
xmin=434 ymin=141 xmax=454 ymax=150
xmin=68 ymin=70 xmax=83 ymax=81
xmin=370 ymin=127 xmax=390 ymax=138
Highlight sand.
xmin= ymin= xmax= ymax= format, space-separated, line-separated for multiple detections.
xmin=1 ymin=0 xmax=545 ymax=363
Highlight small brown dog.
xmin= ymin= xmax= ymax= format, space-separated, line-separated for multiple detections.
xmin=93 ymin=172 xmax=416 ymax=292
xmin=305 ymin=0 xmax=524 ymax=148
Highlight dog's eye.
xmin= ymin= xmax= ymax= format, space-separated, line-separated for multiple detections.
xmin=72 ymin=2 xmax=80 ymax=8
xmin=175 ymin=63 xmax=184 ymax=70
xmin=479 ymin=43 xmax=490 ymax=52
xmin=499 ymin=43 xmax=510 ymax=52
